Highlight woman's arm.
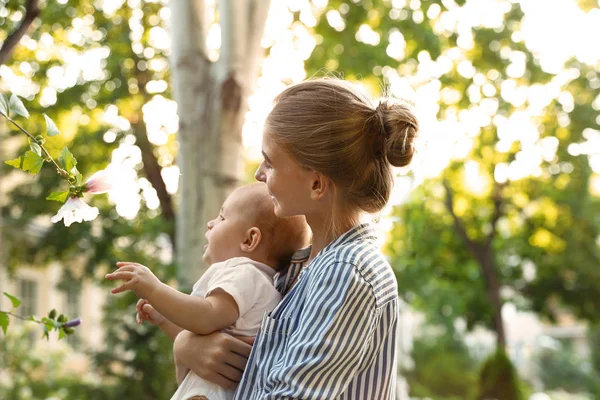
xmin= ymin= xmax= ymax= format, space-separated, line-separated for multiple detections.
xmin=173 ymin=330 xmax=254 ymax=388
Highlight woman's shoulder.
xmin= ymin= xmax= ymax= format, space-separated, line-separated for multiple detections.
xmin=330 ymin=241 xmax=398 ymax=307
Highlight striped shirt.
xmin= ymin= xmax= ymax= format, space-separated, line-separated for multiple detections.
xmin=234 ymin=223 xmax=399 ymax=399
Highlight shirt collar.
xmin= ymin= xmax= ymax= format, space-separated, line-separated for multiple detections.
xmin=274 ymin=223 xmax=378 ymax=295
xmin=321 ymin=222 xmax=378 ymax=255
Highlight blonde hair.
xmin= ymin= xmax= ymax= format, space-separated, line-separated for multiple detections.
xmin=238 ymin=183 xmax=310 ymax=267
xmin=265 ymin=78 xmax=418 ymax=238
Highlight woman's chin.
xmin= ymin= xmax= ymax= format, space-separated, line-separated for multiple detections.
xmin=273 ymin=204 xmax=285 ymax=217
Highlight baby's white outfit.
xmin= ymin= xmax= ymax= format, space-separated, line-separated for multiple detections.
xmin=170 ymin=257 xmax=281 ymax=400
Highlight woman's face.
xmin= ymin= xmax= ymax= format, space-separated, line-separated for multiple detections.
xmin=255 ymin=131 xmax=315 ymax=218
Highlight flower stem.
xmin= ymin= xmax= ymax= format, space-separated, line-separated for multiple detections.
xmin=0 ymin=111 xmax=67 ymax=177
xmin=1 ymin=310 xmax=37 ymax=322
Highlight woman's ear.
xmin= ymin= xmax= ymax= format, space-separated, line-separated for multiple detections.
xmin=241 ymin=227 xmax=262 ymax=253
xmin=310 ymin=171 xmax=331 ymax=201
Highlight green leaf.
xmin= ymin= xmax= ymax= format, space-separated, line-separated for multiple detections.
xmin=59 ymin=329 xmax=66 ymax=340
xmin=49 ymin=309 xmax=56 ymax=319
xmin=3 ymin=292 xmax=21 ymax=309
xmin=30 ymin=142 xmax=42 ymax=156
xmin=46 ymin=190 xmax=70 ymax=203
xmin=58 ymin=147 xmax=77 ymax=172
xmin=42 ymin=326 xmax=49 ymax=340
xmin=0 ymin=94 xmax=9 ymax=116
xmin=44 ymin=321 xmax=54 ymax=334
xmin=44 ymin=114 xmax=60 ymax=136
xmin=9 ymin=94 xmax=30 ymax=119
xmin=0 ymin=312 xmax=8 ymax=334
xmin=5 ymin=156 xmax=24 ymax=170
xmin=22 ymin=151 xmax=44 ymax=174
xmin=57 ymin=314 xmax=66 ymax=323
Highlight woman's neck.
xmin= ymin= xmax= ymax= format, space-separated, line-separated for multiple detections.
xmin=306 ymin=211 xmax=360 ymax=262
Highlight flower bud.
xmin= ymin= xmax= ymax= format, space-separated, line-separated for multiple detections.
xmin=64 ymin=317 xmax=82 ymax=328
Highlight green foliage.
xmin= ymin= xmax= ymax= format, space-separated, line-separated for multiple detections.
xmin=0 ymin=93 xmax=10 ymax=115
xmin=307 ymin=0 xmax=600 ymax=339
xmin=590 ymin=323 xmax=600 ymax=377
xmin=4 ymin=292 xmax=21 ymax=308
xmin=534 ymin=341 xmax=596 ymax=395
xmin=43 ymin=113 xmax=61 ymax=136
xmin=0 ymin=312 xmax=8 ymax=335
xmin=9 ymin=94 xmax=30 ymax=119
xmin=0 ymin=327 xmax=116 ymax=400
xmin=5 ymin=150 xmax=44 ymax=175
xmin=1 ymin=95 xmax=89 ymax=203
xmin=1 ymin=291 xmax=81 ymax=340
xmin=58 ymin=147 xmax=77 ymax=173
xmin=2 ymin=1 xmax=178 ymax=395
xmin=405 ymin=333 xmax=478 ymax=400
xmin=46 ymin=190 xmax=70 ymax=203
xmin=91 ymin=292 xmax=178 ymax=399
xmin=477 ymin=350 xmax=522 ymax=400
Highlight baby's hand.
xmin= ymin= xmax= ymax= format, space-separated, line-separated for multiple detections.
xmin=105 ymin=262 xmax=163 ymax=299
xmin=136 ymin=299 xmax=165 ymax=326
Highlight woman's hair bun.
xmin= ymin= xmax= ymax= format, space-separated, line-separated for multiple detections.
xmin=376 ymin=100 xmax=418 ymax=168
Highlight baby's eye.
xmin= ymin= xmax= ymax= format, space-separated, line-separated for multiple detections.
xmin=218 ymin=214 xmax=225 ymax=221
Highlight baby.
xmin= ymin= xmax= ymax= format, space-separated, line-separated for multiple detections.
xmin=105 ymin=183 xmax=310 ymax=400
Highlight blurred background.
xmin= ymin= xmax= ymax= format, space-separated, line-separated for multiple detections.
xmin=1 ymin=0 xmax=599 ymax=399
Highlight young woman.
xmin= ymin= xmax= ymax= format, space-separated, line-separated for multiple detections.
xmin=174 ymin=78 xmax=419 ymax=399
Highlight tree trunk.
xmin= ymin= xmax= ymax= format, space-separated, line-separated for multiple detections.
xmin=476 ymin=249 xmax=507 ymax=350
xmin=444 ymin=180 xmax=507 ymax=350
xmin=168 ymin=0 xmax=270 ymax=287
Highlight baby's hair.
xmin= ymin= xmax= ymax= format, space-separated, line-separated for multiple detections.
xmin=239 ymin=183 xmax=310 ymax=268
xmin=265 ymin=78 xmax=418 ymax=238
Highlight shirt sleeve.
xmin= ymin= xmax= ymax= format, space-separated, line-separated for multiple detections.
xmin=265 ymin=261 xmax=378 ymax=399
xmin=205 ymin=262 xmax=270 ymax=318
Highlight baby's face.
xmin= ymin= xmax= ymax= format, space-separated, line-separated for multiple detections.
xmin=203 ymin=186 xmax=261 ymax=265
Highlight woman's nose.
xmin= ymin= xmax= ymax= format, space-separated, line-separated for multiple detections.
xmin=255 ymin=164 xmax=265 ymax=182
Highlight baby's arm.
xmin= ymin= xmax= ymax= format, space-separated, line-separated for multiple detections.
xmin=148 ymin=285 xmax=240 ymax=335
xmin=106 ymin=262 xmax=239 ymax=335
xmin=136 ymin=299 xmax=183 ymax=340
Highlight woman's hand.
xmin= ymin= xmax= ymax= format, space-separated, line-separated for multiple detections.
xmin=173 ymin=330 xmax=254 ymax=390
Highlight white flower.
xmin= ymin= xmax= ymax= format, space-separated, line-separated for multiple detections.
xmin=51 ymin=197 xmax=99 ymax=227
xmin=85 ymin=168 xmax=115 ymax=194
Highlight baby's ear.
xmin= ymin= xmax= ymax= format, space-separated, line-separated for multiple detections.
xmin=241 ymin=227 xmax=262 ymax=253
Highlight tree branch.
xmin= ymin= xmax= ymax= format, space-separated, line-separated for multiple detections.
xmin=443 ymin=179 xmax=506 ymax=349
xmin=130 ymin=48 xmax=176 ymax=246
xmin=218 ymin=0 xmax=245 ymax=77
xmin=0 ymin=0 xmax=41 ymax=66
xmin=243 ymin=0 xmax=271 ymax=84
xmin=486 ymin=182 xmax=506 ymax=249
xmin=131 ymin=118 xmax=176 ymax=245
xmin=169 ymin=0 xmax=208 ymax=60
xmin=442 ymin=179 xmax=481 ymax=257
